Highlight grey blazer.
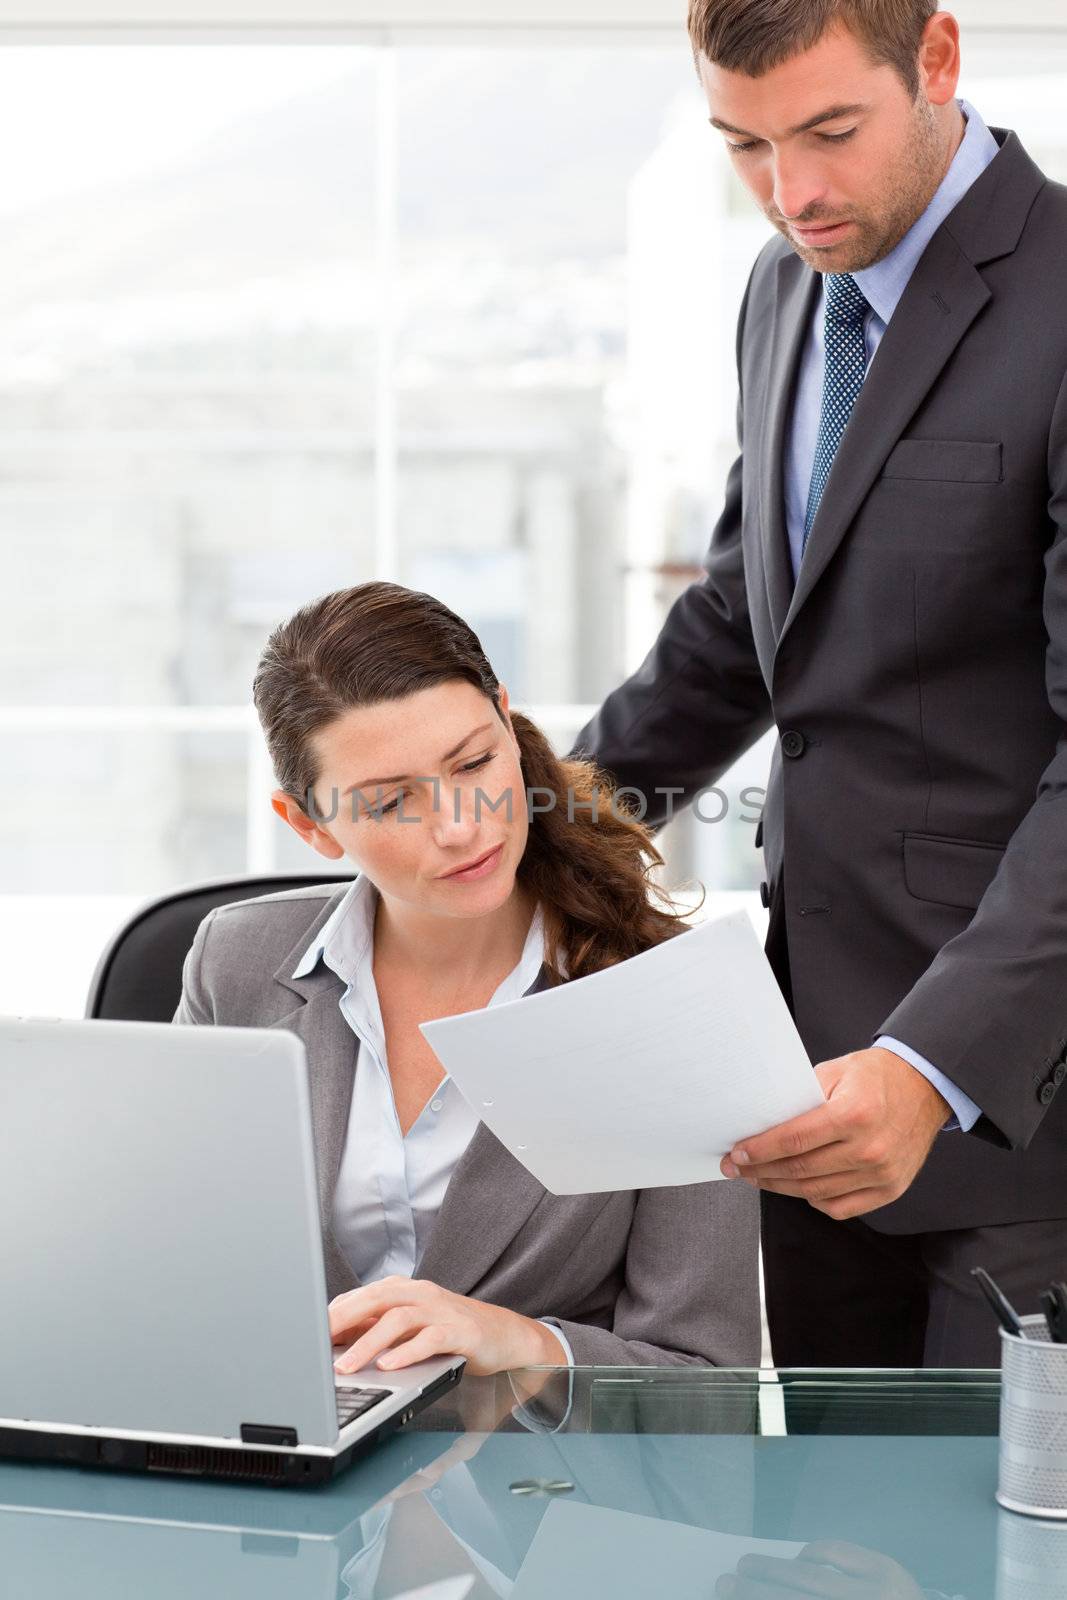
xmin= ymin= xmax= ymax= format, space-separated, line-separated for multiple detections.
xmin=172 ymin=882 xmax=761 ymax=1367
xmin=573 ymin=126 xmax=1067 ymax=1232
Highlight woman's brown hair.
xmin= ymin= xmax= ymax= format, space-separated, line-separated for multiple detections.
xmin=252 ymin=581 xmax=693 ymax=982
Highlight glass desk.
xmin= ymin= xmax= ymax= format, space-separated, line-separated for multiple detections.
xmin=3 ymin=1367 xmax=1063 ymax=1600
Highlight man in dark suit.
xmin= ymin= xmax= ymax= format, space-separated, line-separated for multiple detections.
xmin=573 ymin=1 xmax=1067 ymax=1366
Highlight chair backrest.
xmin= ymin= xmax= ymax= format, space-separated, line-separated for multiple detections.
xmin=85 ymin=874 xmax=354 ymax=1022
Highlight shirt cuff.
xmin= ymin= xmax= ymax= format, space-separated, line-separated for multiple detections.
xmin=537 ymin=1318 xmax=575 ymax=1367
xmin=507 ymin=1320 xmax=575 ymax=1435
xmin=875 ymin=1036 xmax=982 ymax=1132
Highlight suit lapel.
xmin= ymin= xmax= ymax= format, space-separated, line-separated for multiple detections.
xmin=272 ymin=907 xmax=361 ymax=1293
xmin=274 ymin=929 xmax=557 ymax=1299
xmin=759 ymin=253 xmax=820 ymax=641
xmin=770 ymin=127 xmax=1043 ymax=649
xmin=778 ymin=231 xmax=990 ymax=644
xmin=416 ymin=1124 xmax=547 ymax=1296
xmin=276 ymin=986 xmax=358 ymax=1223
xmin=416 ymin=961 xmax=558 ymax=1294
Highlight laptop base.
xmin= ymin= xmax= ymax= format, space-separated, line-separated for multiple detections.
xmin=0 ymin=1363 xmax=463 ymax=1487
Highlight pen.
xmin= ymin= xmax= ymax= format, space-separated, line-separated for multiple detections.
xmin=971 ymin=1266 xmax=1025 ymax=1338
xmin=1041 ymin=1282 xmax=1067 ymax=1345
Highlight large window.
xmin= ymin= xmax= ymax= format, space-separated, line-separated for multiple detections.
xmin=5 ymin=30 xmax=1067 ymax=1014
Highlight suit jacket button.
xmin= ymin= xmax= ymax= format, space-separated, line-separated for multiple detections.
xmin=1054 ymin=1062 xmax=1066 ymax=1087
xmin=781 ymin=730 xmax=806 ymax=759
xmin=1039 ymin=1082 xmax=1056 ymax=1105
xmin=760 ymin=881 xmax=771 ymax=909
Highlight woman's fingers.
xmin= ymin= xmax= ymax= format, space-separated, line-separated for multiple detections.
xmin=327 ymin=1276 xmax=433 ymax=1341
xmin=334 ymin=1304 xmax=425 ymax=1373
xmin=328 ymin=1278 xmax=500 ymax=1373
xmin=330 ymin=1315 xmax=377 ymax=1347
xmin=376 ymin=1323 xmax=454 ymax=1371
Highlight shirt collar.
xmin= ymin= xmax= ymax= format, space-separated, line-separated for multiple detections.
xmin=492 ymin=899 xmax=552 ymax=1001
xmin=850 ymin=98 xmax=1000 ymax=327
xmin=291 ymin=870 xmax=376 ymax=980
xmin=291 ymin=871 xmax=550 ymax=998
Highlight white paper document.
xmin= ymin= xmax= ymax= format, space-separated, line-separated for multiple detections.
xmin=393 ymin=1582 xmax=475 ymax=1600
xmin=419 ymin=909 xmax=824 ymax=1195
xmin=511 ymin=1500 xmax=806 ymax=1599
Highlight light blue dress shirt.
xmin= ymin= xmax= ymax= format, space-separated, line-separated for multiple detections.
xmin=784 ymin=98 xmax=998 ymax=1134
xmin=291 ymin=871 xmax=574 ymax=1363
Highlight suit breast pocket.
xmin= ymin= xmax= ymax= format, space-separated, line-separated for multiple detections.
xmin=903 ymin=831 xmax=1006 ymax=911
xmin=881 ymin=438 xmax=1003 ymax=484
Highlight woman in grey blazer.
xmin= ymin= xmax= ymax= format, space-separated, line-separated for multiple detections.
xmin=174 ymin=581 xmax=760 ymax=1375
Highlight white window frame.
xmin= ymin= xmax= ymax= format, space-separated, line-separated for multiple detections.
xmin=5 ymin=6 xmax=1067 ymax=890
xmin=0 ymin=0 xmax=1064 ymax=37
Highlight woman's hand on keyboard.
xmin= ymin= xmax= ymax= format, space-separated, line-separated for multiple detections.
xmin=328 ymin=1276 xmax=568 ymax=1377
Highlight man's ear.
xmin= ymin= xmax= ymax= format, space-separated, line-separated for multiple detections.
xmin=918 ymin=11 xmax=961 ymax=107
xmin=270 ymin=789 xmax=345 ymax=861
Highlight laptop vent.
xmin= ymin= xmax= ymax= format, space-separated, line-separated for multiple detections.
xmin=146 ymin=1442 xmax=286 ymax=1481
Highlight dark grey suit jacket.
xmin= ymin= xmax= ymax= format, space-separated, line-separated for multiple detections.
xmin=574 ymin=126 xmax=1067 ymax=1233
xmin=173 ymin=883 xmax=761 ymax=1366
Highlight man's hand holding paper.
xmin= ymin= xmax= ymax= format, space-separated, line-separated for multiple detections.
xmin=721 ymin=1047 xmax=950 ymax=1221
xmin=420 ymin=910 xmax=825 ymax=1196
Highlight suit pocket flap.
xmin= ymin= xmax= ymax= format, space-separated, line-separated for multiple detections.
xmin=903 ymin=832 xmax=1005 ymax=910
xmin=881 ymin=439 xmax=1002 ymax=483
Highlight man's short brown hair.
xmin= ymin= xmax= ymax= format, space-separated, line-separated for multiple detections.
xmin=687 ymin=0 xmax=938 ymax=98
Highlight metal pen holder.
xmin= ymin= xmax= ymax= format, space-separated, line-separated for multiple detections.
xmin=995 ymin=1509 xmax=1067 ymax=1600
xmin=998 ymin=1314 xmax=1067 ymax=1519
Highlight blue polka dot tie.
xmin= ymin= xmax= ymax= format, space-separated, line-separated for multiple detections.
xmin=802 ymin=272 xmax=871 ymax=552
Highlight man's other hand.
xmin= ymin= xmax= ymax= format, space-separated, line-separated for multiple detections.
xmin=719 ymin=1047 xmax=949 ymax=1219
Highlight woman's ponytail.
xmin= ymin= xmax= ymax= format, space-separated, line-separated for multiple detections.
xmin=510 ymin=711 xmax=695 ymax=981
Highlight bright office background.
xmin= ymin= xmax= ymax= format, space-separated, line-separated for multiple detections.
xmin=3 ymin=0 xmax=1067 ymax=1015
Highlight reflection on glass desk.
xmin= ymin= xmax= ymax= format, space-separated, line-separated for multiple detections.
xmin=3 ymin=1367 xmax=1066 ymax=1600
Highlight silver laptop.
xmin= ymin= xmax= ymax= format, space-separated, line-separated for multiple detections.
xmin=0 ymin=1016 xmax=464 ymax=1485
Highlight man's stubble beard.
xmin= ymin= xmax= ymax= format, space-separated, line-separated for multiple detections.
xmin=767 ymin=95 xmax=948 ymax=275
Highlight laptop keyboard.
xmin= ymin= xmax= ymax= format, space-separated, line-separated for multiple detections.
xmin=335 ymin=1384 xmax=391 ymax=1429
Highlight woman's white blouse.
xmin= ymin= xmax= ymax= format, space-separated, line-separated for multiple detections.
xmin=290 ymin=871 xmax=548 ymax=1286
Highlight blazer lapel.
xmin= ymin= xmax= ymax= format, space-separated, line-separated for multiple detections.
xmin=416 ymin=962 xmax=557 ymax=1295
xmin=415 ymin=1124 xmax=547 ymax=1296
xmin=759 ymin=252 xmax=820 ymax=642
xmin=272 ymin=918 xmax=361 ymax=1294
xmin=272 ymin=930 xmax=560 ymax=1299
xmin=779 ymin=232 xmax=991 ymax=644
xmin=776 ymin=127 xmax=1043 ymax=649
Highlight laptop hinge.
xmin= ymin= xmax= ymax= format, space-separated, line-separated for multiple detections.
xmin=240 ymin=1423 xmax=299 ymax=1447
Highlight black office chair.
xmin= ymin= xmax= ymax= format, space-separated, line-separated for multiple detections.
xmin=85 ymin=873 xmax=355 ymax=1023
